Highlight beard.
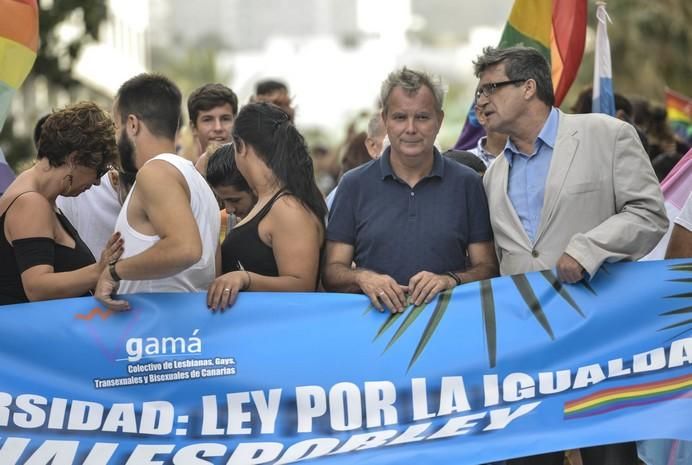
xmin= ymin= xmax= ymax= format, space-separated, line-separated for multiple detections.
xmin=117 ymin=128 xmax=138 ymax=173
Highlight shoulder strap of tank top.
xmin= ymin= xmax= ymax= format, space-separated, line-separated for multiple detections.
xmin=253 ymin=189 xmax=291 ymax=222
xmin=55 ymin=208 xmax=79 ymax=240
xmin=1 ymin=191 xmax=38 ymax=217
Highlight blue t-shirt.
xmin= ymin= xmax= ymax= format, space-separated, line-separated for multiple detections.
xmin=327 ymin=148 xmax=493 ymax=285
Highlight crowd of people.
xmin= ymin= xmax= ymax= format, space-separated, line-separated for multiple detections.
xmin=570 ymin=87 xmax=691 ymax=182
xmin=0 ymin=45 xmax=689 ymax=464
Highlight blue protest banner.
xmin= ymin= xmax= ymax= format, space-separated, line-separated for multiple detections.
xmin=0 ymin=260 xmax=690 ymax=464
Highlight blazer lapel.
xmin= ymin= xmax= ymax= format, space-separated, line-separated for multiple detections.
xmin=535 ymin=113 xmax=579 ymax=243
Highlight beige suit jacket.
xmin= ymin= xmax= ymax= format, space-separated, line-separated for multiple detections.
xmin=483 ymin=110 xmax=668 ymax=277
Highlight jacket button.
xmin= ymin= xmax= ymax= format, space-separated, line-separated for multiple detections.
xmin=532 ymin=250 xmax=539 ymax=258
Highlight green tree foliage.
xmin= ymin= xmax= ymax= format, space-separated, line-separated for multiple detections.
xmin=1 ymin=117 xmax=35 ymax=173
xmin=151 ymin=34 xmax=231 ymax=103
xmin=609 ymin=0 xmax=692 ymax=98
xmin=567 ymin=0 xmax=692 ymax=106
xmin=34 ymin=0 xmax=109 ymax=89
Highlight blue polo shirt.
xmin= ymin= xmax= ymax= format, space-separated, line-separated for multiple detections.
xmin=327 ymin=148 xmax=493 ymax=285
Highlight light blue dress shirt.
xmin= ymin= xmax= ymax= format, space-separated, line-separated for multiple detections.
xmin=505 ymin=107 xmax=559 ymax=243
xmin=469 ymin=136 xmax=497 ymax=168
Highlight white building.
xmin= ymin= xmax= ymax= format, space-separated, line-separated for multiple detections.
xmin=73 ymin=0 xmax=150 ymax=97
xmin=149 ymin=0 xmax=359 ymax=51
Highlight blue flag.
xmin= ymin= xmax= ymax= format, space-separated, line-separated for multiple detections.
xmin=592 ymin=2 xmax=615 ymax=115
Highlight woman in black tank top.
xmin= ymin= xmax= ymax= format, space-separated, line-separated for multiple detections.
xmin=220 ymin=189 xmax=287 ymax=276
xmin=0 ymin=102 xmax=123 ymax=305
xmin=207 ymin=103 xmax=327 ymax=311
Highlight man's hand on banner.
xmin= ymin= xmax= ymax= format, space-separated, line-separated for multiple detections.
xmin=408 ymin=271 xmax=455 ymax=306
xmin=356 ymin=270 xmax=408 ymax=313
xmin=556 ymin=253 xmax=586 ymax=283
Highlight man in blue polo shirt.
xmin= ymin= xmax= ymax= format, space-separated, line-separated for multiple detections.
xmin=322 ymin=67 xmax=499 ymax=313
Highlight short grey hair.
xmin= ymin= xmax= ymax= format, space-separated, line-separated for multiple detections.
xmin=473 ymin=46 xmax=554 ymax=107
xmin=379 ymin=67 xmax=444 ymax=115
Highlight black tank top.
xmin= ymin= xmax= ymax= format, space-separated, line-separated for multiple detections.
xmin=221 ymin=190 xmax=289 ymax=276
xmin=0 ymin=192 xmax=96 ymax=305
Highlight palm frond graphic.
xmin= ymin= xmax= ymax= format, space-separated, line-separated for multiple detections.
xmin=659 ymin=261 xmax=692 ymax=340
xmin=372 ymin=269 xmax=587 ymax=370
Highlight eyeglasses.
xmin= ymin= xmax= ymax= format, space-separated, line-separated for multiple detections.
xmin=475 ymin=79 xmax=527 ymax=100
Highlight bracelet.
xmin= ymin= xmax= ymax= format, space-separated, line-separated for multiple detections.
xmin=446 ymin=271 xmax=461 ymax=286
xmin=109 ymin=261 xmax=122 ymax=282
xmin=244 ymin=270 xmax=252 ymax=290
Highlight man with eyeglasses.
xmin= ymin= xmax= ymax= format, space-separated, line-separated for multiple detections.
xmin=476 ymin=46 xmax=667 ymax=465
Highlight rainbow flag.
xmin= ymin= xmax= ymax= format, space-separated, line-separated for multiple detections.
xmin=0 ymin=0 xmax=39 ymax=131
xmin=454 ymin=0 xmax=587 ymax=150
xmin=666 ymin=87 xmax=692 ymax=143
xmin=564 ymin=373 xmax=692 ymax=420
xmin=642 ymin=148 xmax=692 ymax=260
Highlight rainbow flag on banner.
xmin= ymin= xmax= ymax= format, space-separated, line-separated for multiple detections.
xmin=564 ymin=373 xmax=692 ymax=420
xmin=666 ymin=87 xmax=692 ymax=143
xmin=0 ymin=0 xmax=39 ymax=131
xmin=454 ymin=0 xmax=587 ymax=150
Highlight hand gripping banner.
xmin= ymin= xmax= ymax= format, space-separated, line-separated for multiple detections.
xmin=0 ymin=260 xmax=690 ymax=464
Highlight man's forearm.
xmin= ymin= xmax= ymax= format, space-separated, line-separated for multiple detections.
xmin=453 ymin=262 xmax=499 ymax=284
xmin=114 ymin=239 xmax=201 ymax=281
xmin=323 ymin=263 xmax=365 ymax=293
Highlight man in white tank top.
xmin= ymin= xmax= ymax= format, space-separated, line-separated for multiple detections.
xmin=95 ymin=74 xmax=219 ymax=310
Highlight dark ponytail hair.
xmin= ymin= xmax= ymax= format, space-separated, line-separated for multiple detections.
xmin=233 ymin=102 xmax=327 ymax=226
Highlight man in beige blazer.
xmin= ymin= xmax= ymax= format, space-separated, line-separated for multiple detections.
xmin=475 ymin=46 xmax=667 ymax=464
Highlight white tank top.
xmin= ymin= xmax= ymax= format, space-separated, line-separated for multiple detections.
xmin=115 ymin=154 xmax=220 ymax=294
